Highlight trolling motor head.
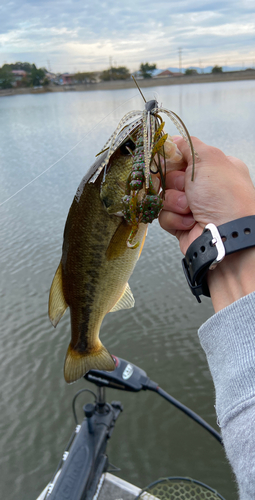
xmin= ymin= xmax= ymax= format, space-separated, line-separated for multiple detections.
xmin=84 ymin=355 xmax=157 ymax=392
xmin=85 ymin=355 xmax=223 ymax=446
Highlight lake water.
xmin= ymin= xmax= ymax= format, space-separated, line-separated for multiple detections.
xmin=1 ymin=80 xmax=255 ymax=500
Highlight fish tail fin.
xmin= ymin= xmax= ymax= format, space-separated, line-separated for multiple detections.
xmin=64 ymin=343 xmax=115 ymax=384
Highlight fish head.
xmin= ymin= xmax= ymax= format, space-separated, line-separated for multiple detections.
xmin=100 ymin=139 xmax=135 ymax=215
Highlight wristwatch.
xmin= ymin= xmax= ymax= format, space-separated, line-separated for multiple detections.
xmin=182 ymin=216 xmax=255 ymax=303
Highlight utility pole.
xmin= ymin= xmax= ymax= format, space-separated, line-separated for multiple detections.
xmin=109 ymin=56 xmax=113 ymax=80
xmin=47 ymin=59 xmax=51 ymax=72
xmin=178 ymin=48 xmax=182 ymax=74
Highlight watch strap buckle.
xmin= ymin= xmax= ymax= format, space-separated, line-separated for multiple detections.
xmin=204 ymin=223 xmax=226 ymax=270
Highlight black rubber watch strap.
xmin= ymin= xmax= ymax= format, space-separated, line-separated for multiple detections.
xmin=182 ymin=216 xmax=255 ymax=302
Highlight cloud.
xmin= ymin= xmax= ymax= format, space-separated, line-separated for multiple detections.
xmin=0 ymin=0 xmax=255 ymax=72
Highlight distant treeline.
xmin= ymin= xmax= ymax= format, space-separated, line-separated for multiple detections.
xmin=0 ymin=62 xmax=49 ymax=89
xmin=0 ymin=61 xmax=161 ymax=89
xmin=185 ymin=65 xmax=223 ymax=75
xmin=0 ymin=61 xmax=226 ymax=90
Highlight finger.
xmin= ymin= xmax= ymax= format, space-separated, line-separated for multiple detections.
xmin=162 ymin=189 xmax=191 ymax=214
xmin=173 ymin=136 xmax=228 ymax=170
xmin=155 ymin=155 xmax=187 ymax=180
xmin=164 ymin=156 xmax=187 ymax=172
xmin=159 ymin=208 xmax=195 ymax=233
xmin=164 ymin=170 xmax=185 ymax=190
xmin=163 ymin=138 xmax=184 ymax=163
xmin=227 ymin=155 xmax=249 ymax=170
xmin=172 ymin=136 xmax=203 ymax=166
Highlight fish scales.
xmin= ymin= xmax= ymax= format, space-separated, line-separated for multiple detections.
xmin=49 ymin=149 xmax=147 ymax=383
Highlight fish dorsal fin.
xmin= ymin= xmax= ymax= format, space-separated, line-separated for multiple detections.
xmin=48 ymin=261 xmax=68 ymax=327
xmin=110 ymin=282 xmax=135 ymax=312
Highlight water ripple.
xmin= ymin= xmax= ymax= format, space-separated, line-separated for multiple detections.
xmin=1 ymin=84 xmax=252 ymax=499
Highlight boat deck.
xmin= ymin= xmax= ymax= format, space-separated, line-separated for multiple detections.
xmin=98 ymin=473 xmax=141 ymax=500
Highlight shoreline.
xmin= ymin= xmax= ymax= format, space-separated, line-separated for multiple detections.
xmin=1 ymin=70 xmax=254 ymax=97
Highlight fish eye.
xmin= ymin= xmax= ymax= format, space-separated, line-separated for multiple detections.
xmin=120 ymin=139 xmax=136 ymax=155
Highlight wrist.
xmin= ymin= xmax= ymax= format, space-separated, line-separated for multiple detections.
xmin=208 ymin=248 xmax=255 ymax=312
xmin=182 ymin=216 xmax=255 ymax=310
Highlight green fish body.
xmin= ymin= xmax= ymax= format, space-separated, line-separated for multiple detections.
xmin=49 ymin=148 xmax=147 ymax=383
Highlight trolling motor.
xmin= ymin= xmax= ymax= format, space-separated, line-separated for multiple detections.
xmin=45 ymin=388 xmax=122 ymax=500
xmin=86 ymin=355 xmax=223 ymax=445
xmin=42 ymin=356 xmax=222 ymax=500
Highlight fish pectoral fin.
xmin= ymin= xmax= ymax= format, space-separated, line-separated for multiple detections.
xmin=110 ymin=282 xmax=135 ymax=312
xmin=106 ymin=221 xmax=132 ymax=260
xmin=64 ymin=343 xmax=115 ymax=383
xmin=138 ymin=226 xmax=147 ymax=259
xmin=48 ymin=261 xmax=68 ymax=327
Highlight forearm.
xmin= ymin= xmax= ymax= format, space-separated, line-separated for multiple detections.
xmin=199 ymin=293 xmax=255 ymax=498
xmin=164 ymin=137 xmax=255 ymax=497
xmin=207 ymin=248 xmax=255 ymax=313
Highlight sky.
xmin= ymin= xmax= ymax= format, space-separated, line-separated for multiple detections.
xmin=0 ymin=0 xmax=255 ymax=74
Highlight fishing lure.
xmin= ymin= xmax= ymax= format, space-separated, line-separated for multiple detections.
xmin=92 ymin=81 xmax=196 ymax=249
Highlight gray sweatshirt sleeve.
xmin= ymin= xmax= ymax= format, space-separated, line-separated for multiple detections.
xmin=198 ymin=291 xmax=255 ymax=500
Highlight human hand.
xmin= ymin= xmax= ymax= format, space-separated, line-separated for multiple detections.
xmin=159 ymin=136 xmax=255 ymax=312
xmin=159 ymin=136 xmax=255 ymax=255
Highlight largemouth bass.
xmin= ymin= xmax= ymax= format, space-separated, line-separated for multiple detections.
xmin=49 ymin=146 xmax=148 ymax=383
xmin=49 ymin=99 xmax=195 ymax=383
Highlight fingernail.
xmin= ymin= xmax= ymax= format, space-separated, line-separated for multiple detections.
xmin=174 ymin=175 xmax=185 ymax=191
xmin=171 ymin=135 xmax=181 ymax=143
xmin=182 ymin=215 xmax=195 ymax=227
xmin=177 ymin=193 xmax=188 ymax=209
